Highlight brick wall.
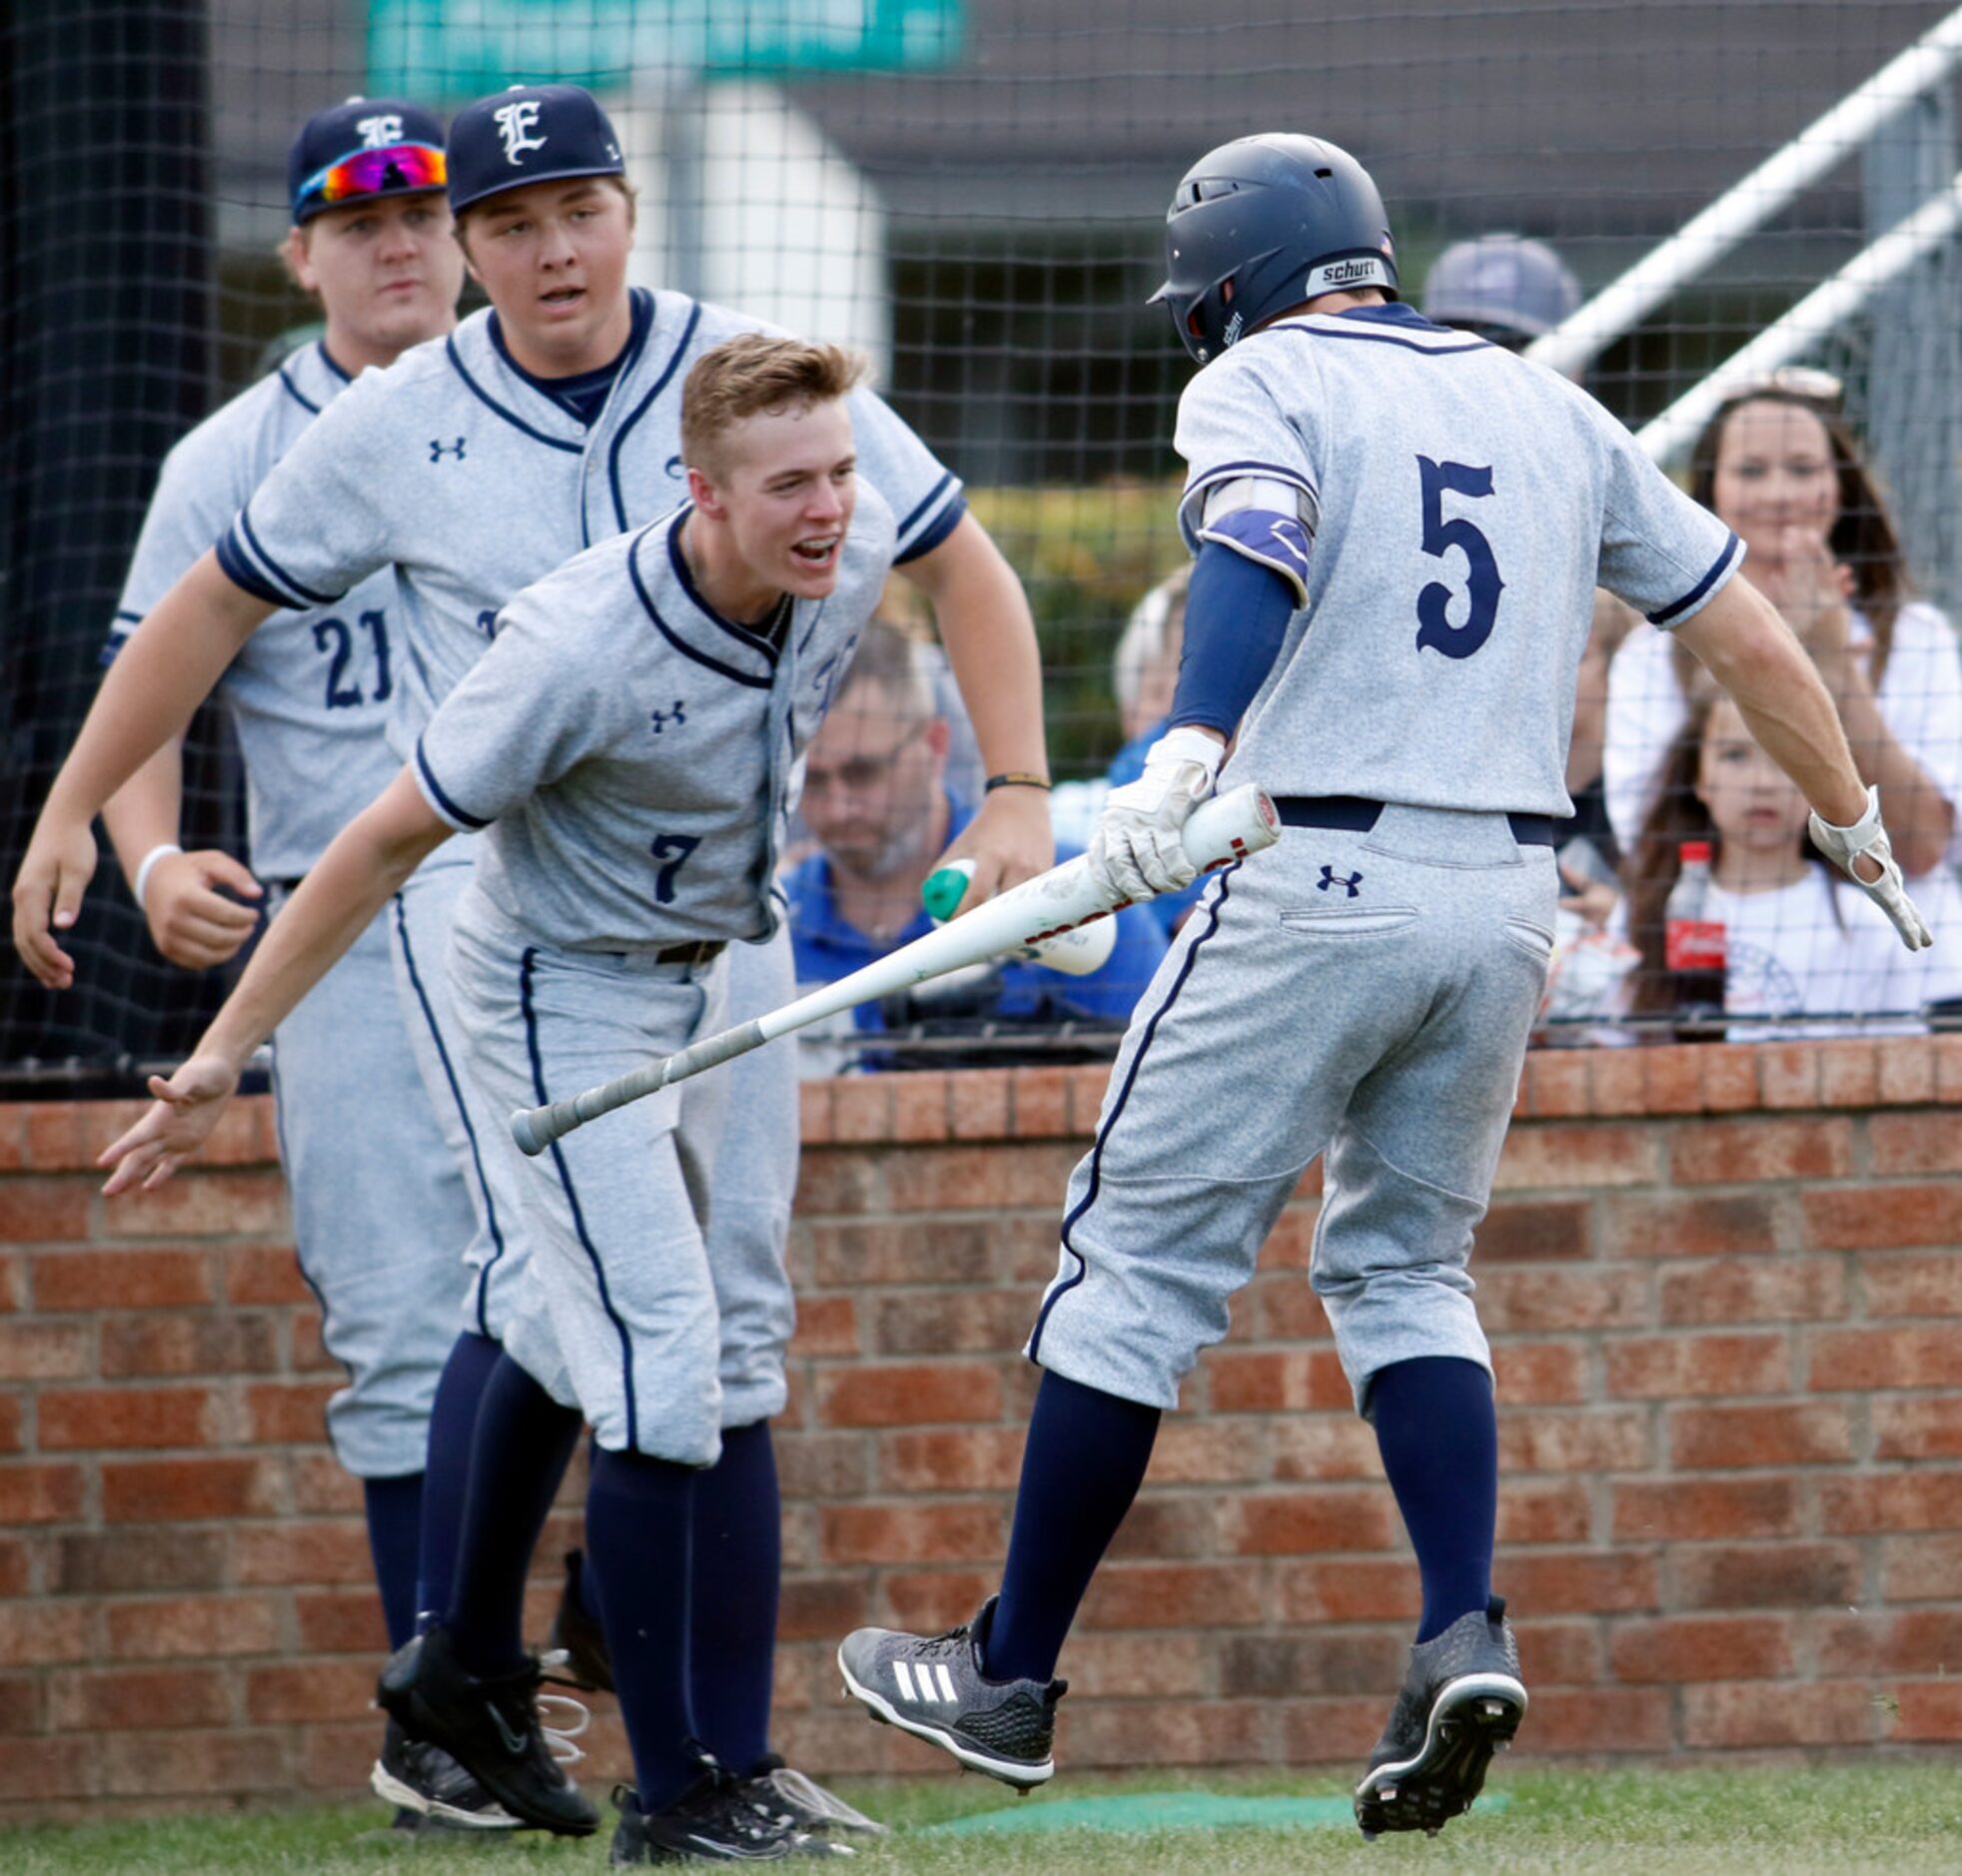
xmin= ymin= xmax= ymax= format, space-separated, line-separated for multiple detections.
xmin=1 ymin=1034 xmax=1960 ymax=1815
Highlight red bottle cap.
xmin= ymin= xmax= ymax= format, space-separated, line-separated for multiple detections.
xmin=1679 ymin=841 xmax=1712 ymax=864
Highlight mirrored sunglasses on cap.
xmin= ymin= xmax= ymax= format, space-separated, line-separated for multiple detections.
xmin=295 ymin=143 xmax=447 ymax=215
xmin=1711 ymin=365 xmax=1844 ymax=411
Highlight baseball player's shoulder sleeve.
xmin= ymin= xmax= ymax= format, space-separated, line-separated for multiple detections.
xmin=214 ymin=353 xmax=424 ymax=610
xmin=1173 ymin=343 xmax=1323 ymax=571
xmin=843 ymin=387 xmax=966 ymax=564
xmin=1590 ymin=401 xmax=1744 ymax=629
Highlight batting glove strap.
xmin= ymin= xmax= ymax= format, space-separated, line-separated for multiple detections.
xmin=1088 ymin=727 xmax=1223 ymax=903
xmin=1808 ymin=785 xmax=1934 ymax=953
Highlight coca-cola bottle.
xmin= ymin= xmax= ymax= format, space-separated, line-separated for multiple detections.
xmin=1664 ymin=840 xmax=1727 ymax=1038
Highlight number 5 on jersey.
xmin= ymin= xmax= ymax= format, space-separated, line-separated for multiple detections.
xmin=1416 ymin=457 xmax=1503 ymax=660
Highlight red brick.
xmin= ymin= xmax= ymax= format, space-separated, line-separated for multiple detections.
xmin=1608 ymin=1615 xmax=1794 ymax=1682
xmin=1477 ymin=1267 xmax=1646 ymax=1333
xmin=1600 ymin=1193 xmax=1783 ymax=1259
xmin=0 ymin=1736 xmax=99 ymax=1800
xmin=1529 ymin=1685 xmax=1673 ymax=1753
xmin=1493 ymin=1342 xmax=1588 ymax=1407
xmin=1643 ymin=1044 xmax=1707 ymax=1116
xmin=786 ymin=1296 xmax=857 ymax=1358
xmin=1146 ymin=1418 xmax=1272 ymax=1483
xmin=244 ymin=1382 xmax=336 ymax=1445
xmin=1496 ymin=1480 xmax=1591 ymax=1544
xmin=0 ymin=1601 xmax=91 ymax=1665
xmin=1246 ymin=1274 xmax=1334 ymax=1341
xmin=1805 ymin=1185 xmax=1959 ymax=1251
xmin=0 ymin=1177 xmax=92 ymax=1243
xmin=1067 ymin=1064 xmax=1115 ymax=1133
xmin=1756 ymin=1042 xmax=1822 ymax=1110
xmin=245 ymin=1658 xmax=377 ymax=1724
xmin=102 ymin=1456 xmax=281 ymax=1523
xmin=818 ymin=1502 xmax=1005 ymax=1564
xmin=0 ymin=1535 xmax=26 ymax=1597
xmin=53 ymin=1529 xmax=225 ymax=1594
xmin=1673 ymin=1543 xmax=1860 ymax=1609
xmin=1613 ymin=1477 xmax=1799 ymax=1541
xmin=1523 ymin=1052 xmax=1590 ymax=1118
xmin=1105 ymin=1496 xmax=1219 ymax=1562
xmin=1881 ymin=1037 xmax=1939 ymax=1105
xmin=1209 ymin=1349 xmax=1350 ymax=1412
xmin=0 ymin=1673 xmax=45 ymax=1734
xmin=1279 ymin=1696 xmax=1414 ymax=1766
xmin=291 ymin=1454 xmax=363 ymax=1514
xmin=1078 ymin=1563 xmax=1266 ymax=1629
xmin=878 ymin=1427 xmax=1025 ymax=1493
xmin=1815 ymin=1040 xmax=1880 ymax=1108
xmin=32 ymin=1247 xmax=213 ymax=1311
xmin=879 ymin=1571 xmax=998 ymax=1633
xmin=1873 ymin=1398 xmax=1962 ymax=1460
xmin=795 ymin=1150 xmax=878 ymax=1219
xmin=776 ymin=1574 xmax=873 ymax=1641
xmin=1063 ymin=1698 xmax=1273 ymax=1769
xmin=290 ymin=1313 xmax=337 ymax=1373
xmin=948 ymin=1070 xmax=1012 ymax=1141
xmin=1682 ymin=1679 xmax=1871 ymax=1747
xmin=1276 ymin=1558 xmax=1421 ymax=1624
xmin=1269 ymin=1416 xmax=1383 ymax=1482
xmin=106 ymin=1595 xmax=281 ymax=1660
xmin=1885 ymin=1533 xmax=1962 ymax=1601
xmin=1658 ymin=1257 xmax=1846 ymax=1327
xmin=1587 ymin=1048 xmax=1647 ymax=1117
xmin=303 ymin=1718 xmax=397 ymax=1793
xmin=100 ymin=1171 xmax=289 ymax=1239
xmin=1475 ymin=1200 xmax=1591 ymax=1262
xmin=233 ymin=1521 xmax=374 ymax=1587
xmin=296 ymin=1589 xmax=387 ymax=1654
xmin=1499 ymin=1408 xmax=1651 ymax=1473
xmin=220 ymin=1244 xmax=312 ymax=1306
xmin=0 ymin=1462 xmax=86 ymax=1524
xmin=39 ymin=1386 xmax=214 ymax=1450
xmin=1219 ymin=1630 xmax=1404 ymax=1698
xmin=807 ymin=1219 xmax=997 ymax=1286
xmin=1253 ymin=1208 xmax=1318 ymax=1272
xmin=1603 ymin=1333 xmax=1788 ymax=1399
xmin=100 ymin=1313 xmax=279 ymax=1378
xmin=0 ymin=1320 xmax=93 ymax=1380
xmin=1862 ymin=1253 xmax=1962 ymax=1317
xmin=1492 ymin=1124 xmax=1657 ymax=1190
xmin=1700 ymin=1045 xmax=1762 ymax=1112
xmin=1807 ymin=1326 xmax=1962 ymax=1391
xmin=49 ymin=1666 xmax=231 ymax=1731
xmin=869 ymin=1291 xmax=1027 ymax=1355
xmin=1009 ymin=1068 xmax=1074 ymax=1139
xmin=98 ymin=1728 xmax=291 ymax=1797
xmin=1490 ymin=1551 xmax=1659 ymax=1615
xmin=1669 ymin=1117 xmax=1851 ymax=1185
xmin=1868 ymin=1113 xmax=1962 ymax=1176
xmin=1815 ymin=1609 xmax=1962 ymax=1677
xmin=831 ymin=1077 xmax=895 ymax=1145
xmin=1516 ymin=1619 xmax=1604 ymax=1684
xmin=1222 ymin=1490 xmax=1399 ymax=1554
xmin=774 ymin=1432 xmax=870 ymax=1498
xmin=1887 ymin=1680 xmax=1962 ymax=1740
xmin=796 ymin=1080 xmax=833 ymax=1147
xmin=1818 ymin=1470 xmax=1962 ymax=1534
xmin=884 ymin=1143 xmax=1079 ymax=1213
xmin=1667 ymin=1402 xmax=1853 ymax=1468
xmin=1063 ymin=1631 xmax=1211 ymax=1698
xmin=815 ymin=1363 xmax=1003 ymax=1428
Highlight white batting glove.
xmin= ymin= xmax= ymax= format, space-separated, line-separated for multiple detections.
xmin=1808 ymin=785 xmax=1933 ymax=952
xmin=1087 ymin=726 xmax=1223 ymax=904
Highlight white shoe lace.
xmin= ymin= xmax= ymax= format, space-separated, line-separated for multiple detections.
xmin=536 ymin=1650 xmax=592 ymax=1767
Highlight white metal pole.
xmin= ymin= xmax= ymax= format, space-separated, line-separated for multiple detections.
xmin=1527 ymin=6 xmax=1962 ymax=380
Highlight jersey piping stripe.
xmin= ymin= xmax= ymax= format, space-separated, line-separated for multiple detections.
xmin=608 ymin=294 xmax=702 ymax=534
xmin=896 ymin=489 xmax=967 ymax=565
xmin=519 ymin=946 xmax=639 ymax=1451
xmin=391 ymin=894 xmax=507 ymax=1339
xmin=235 ymin=507 xmax=344 ymax=606
xmin=1260 ymin=325 xmax=1490 ymax=357
xmin=1027 ymin=864 xmax=1239 ymax=1363
xmin=445 ymin=336 xmax=584 ymax=453
xmin=217 ymin=524 xmax=311 ymax=610
xmin=277 ymin=368 xmax=322 ymax=417
xmin=415 ymin=738 xmax=491 ymax=830
xmin=1647 ymin=530 xmax=1742 ymax=626
xmin=895 ymin=471 xmax=958 ymax=544
xmin=663 ymin=515 xmax=784 ymax=668
xmin=629 ymin=527 xmax=772 ymax=689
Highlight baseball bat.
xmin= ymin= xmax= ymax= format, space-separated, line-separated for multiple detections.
xmin=509 ymin=782 xmax=1280 ymax=1156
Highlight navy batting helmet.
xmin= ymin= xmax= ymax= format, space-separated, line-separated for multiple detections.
xmin=1151 ymin=133 xmax=1398 ymax=366
xmin=1422 ymin=235 xmax=1580 ymax=347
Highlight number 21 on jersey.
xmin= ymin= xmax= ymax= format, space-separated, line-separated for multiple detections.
xmin=1415 ymin=457 xmax=1504 ymax=660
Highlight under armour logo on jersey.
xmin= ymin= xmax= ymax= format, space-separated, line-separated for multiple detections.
xmin=493 ymin=100 xmax=546 ymax=165
xmin=892 ymin=1660 xmax=958 ymax=1704
xmin=430 ymin=438 xmax=468 ymax=463
xmin=356 ymin=114 xmax=405 ymax=148
xmin=648 ymin=701 xmax=687 ymax=733
xmin=1318 ymin=866 xmax=1364 ymax=898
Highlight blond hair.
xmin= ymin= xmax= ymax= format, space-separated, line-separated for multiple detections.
xmin=681 ymin=333 xmax=867 ymax=479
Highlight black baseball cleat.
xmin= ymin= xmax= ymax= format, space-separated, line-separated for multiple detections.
xmin=548 ymin=1547 xmax=615 ymax=1692
xmin=610 ymin=1770 xmax=856 ymax=1864
xmin=377 ymin=1626 xmax=599 ymax=1837
xmin=370 ymin=1714 xmax=520 ymax=1830
xmin=740 ymin=1756 xmax=888 ymax=1837
xmin=837 ymin=1597 xmax=1065 ymax=1789
xmin=1354 ymin=1596 xmax=1526 ymax=1841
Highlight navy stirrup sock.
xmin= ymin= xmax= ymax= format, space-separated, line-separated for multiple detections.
xmin=986 ymin=1371 xmax=1161 ymax=1686
xmin=1370 ymin=1356 xmax=1497 ymax=1643
xmin=445 ymin=1353 xmax=583 ymax=1678
xmin=689 ymin=1420 xmax=780 ymax=1777
xmin=362 ymin=1472 xmax=425 ymax=1651
xmin=585 ymin=1447 xmax=701 ymax=1811
xmin=416 ymin=1331 xmax=503 ymax=1631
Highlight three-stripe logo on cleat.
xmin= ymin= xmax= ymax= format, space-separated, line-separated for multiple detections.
xmin=893 ymin=1660 xmax=958 ymax=1703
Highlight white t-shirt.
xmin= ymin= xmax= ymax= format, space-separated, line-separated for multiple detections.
xmin=1602 ymin=600 xmax=1962 ymax=867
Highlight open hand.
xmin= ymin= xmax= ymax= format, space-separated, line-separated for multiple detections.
xmin=99 ymin=1054 xmax=245 ymax=1195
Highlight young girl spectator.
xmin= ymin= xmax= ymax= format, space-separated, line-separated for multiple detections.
xmin=1604 ymin=374 xmax=1962 ymax=876
xmin=1622 ymin=692 xmax=1962 ymax=1038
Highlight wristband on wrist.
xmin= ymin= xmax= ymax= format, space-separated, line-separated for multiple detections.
xmin=134 ymin=843 xmax=183 ymax=909
xmin=984 ymin=772 xmax=1051 ymax=793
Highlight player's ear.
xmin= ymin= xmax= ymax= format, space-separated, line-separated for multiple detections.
xmin=281 ymin=226 xmax=319 ymax=297
xmin=686 ymin=464 xmax=723 ymax=517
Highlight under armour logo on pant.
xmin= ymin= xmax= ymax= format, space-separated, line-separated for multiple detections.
xmin=1318 ymin=865 xmax=1364 ymax=898
xmin=893 ymin=1660 xmax=958 ymax=1703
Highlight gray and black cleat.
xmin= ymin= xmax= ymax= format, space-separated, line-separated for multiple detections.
xmin=1354 ymin=1596 xmax=1526 ymax=1840
xmin=609 ymin=1770 xmax=855 ymax=1864
xmin=837 ymin=1597 xmax=1065 ymax=1789
xmin=370 ymin=1714 xmax=520 ymax=1830
xmin=741 ymin=1756 xmax=888 ymax=1837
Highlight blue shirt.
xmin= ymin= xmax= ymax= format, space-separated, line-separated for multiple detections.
xmin=784 ymin=796 xmax=1168 ymax=1034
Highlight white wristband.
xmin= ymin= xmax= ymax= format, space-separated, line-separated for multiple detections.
xmin=133 ymin=843 xmax=183 ymax=909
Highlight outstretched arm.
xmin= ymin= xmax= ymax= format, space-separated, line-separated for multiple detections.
xmin=12 ymin=552 xmax=274 ymax=987
xmin=99 ymin=769 xmax=453 ymax=1193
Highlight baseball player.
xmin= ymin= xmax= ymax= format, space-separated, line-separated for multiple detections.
xmin=12 ymin=81 xmax=1049 ymax=1836
xmin=100 ymin=333 xmax=896 ymax=1860
xmin=839 ymin=133 xmax=1933 ymax=1839
xmin=1420 ymin=234 xmax=1581 ymax=353
xmin=89 ymin=99 xmax=504 ymax=1830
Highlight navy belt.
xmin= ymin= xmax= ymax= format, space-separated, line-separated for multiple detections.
xmin=1274 ymin=795 xmax=1559 ymax=848
xmin=655 ymin=939 xmax=724 ymax=967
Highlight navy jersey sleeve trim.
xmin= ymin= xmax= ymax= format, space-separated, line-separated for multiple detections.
xmin=893 ymin=485 xmax=965 ymax=564
xmin=895 ymin=471 xmax=957 ymax=541
xmin=608 ymin=295 xmax=701 ymax=533
xmin=1647 ymin=529 xmax=1743 ymax=627
xmin=629 ymin=526 xmax=772 ymax=689
xmin=216 ymin=524 xmax=308 ymax=609
xmin=415 ymin=737 xmax=491 ymax=830
xmin=445 ymin=336 xmax=583 ymax=453
xmin=100 ymin=625 xmax=132 ymax=667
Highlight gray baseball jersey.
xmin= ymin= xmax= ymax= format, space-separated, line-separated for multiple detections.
xmin=106 ymin=342 xmax=403 ymax=880
xmin=1174 ymin=305 xmax=1741 ymax=815
xmin=411 ymin=485 xmax=894 ymax=952
xmin=214 ymin=289 xmax=963 ymax=760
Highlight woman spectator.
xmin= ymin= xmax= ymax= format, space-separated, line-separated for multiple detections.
xmin=1604 ymin=372 xmax=1962 ymax=877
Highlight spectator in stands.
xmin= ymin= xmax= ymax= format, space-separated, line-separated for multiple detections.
xmin=1604 ymin=373 xmax=1962 ymax=877
xmin=785 ymin=620 xmax=1167 ymax=1068
xmin=1621 ymin=691 xmax=1962 ymax=1037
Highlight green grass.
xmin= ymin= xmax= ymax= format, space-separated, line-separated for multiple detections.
xmin=6 ymin=1766 xmax=1962 ymax=1873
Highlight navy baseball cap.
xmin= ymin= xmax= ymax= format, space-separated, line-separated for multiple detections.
xmin=288 ymin=98 xmax=448 ymax=225
xmin=447 ymin=84 xmax=625 ymax=214
xmin=1422 ymin=235 xmax=1581 ymax=342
